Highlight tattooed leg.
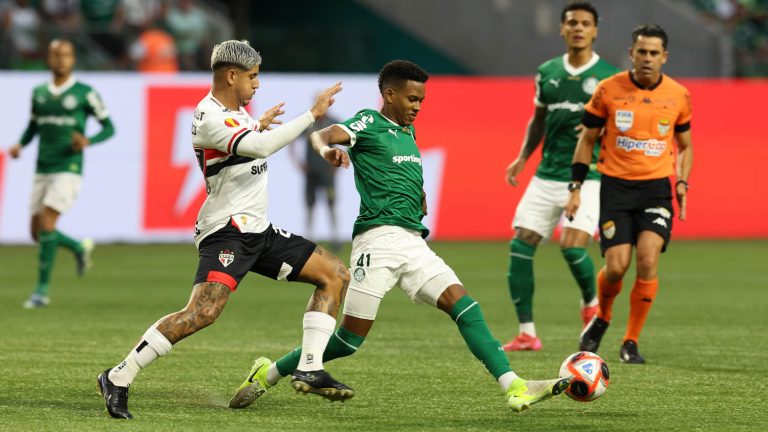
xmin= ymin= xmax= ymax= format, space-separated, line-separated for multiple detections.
xmin=104 ymin=282 xmax=231 ymax=390
xmin=155 ymin=282 xmax=231 ymax=344
xmin=297 ymin=245 xmax=350 ymax=317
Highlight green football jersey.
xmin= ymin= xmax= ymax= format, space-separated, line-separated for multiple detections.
xmin=338 ymin=109 xmax=429 ymax=239
xmin=19 ymin=77 xmax=112 ymax=175
xmin=533 ymin=53 xmax=620 ymax=182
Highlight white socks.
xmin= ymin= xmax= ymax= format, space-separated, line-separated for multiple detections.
xmin=519 ymin=322 xmax=537 ymax=337
xmin=266 ymin=363 xmax=282 ymax=386
xmin=498 ymin=371 xmax=520 ymax=391
xmin=296 ymin=311 xmax=336 ymax=372
xmin=108 ymin=327 xmax=172 ymax=387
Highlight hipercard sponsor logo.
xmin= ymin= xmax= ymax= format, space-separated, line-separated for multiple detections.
xmin=616 ymin=137 xmax=667 ymax=156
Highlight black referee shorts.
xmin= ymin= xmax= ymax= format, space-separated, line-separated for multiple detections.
xmin=194 ymin=219 xmax=316 ymax=291
xmin=598 ymin=175 xmax=674 ymax=255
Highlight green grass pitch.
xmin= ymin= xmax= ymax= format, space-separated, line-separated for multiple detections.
xmin=1 ymin=240 xmax=766 ymax=431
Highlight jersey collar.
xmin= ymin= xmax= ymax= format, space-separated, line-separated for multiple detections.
xmin=629 ymin=70 xmax=664 ymax=90
xmin=562 ymin=52 xmax=600 ymax=76
xmin=48 ymin=75 xmax=77 ymax=97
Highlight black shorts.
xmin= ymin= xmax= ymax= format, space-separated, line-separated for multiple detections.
xmin=599 ymin=175 xmax=674 ymax=255
xmin=194 ymin=220 xmax=316 ymax=291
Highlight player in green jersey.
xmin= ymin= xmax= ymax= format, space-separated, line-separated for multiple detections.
xmin=8 ymin=39 xmax=115 ymax=309
xmin=228 ymin=60 xmax=569 ymax=413
xmin=502 ymin=1 xmax=620 ymax=351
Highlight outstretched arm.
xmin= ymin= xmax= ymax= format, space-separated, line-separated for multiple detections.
xmin=233 ymin=83 xmax=342 ymax=159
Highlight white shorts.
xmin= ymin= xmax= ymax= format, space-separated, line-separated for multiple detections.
xmin=343 ymin=225 xmax=462 ymax=320
xmin=513 ymin=176 xmax=600 ymax=239
xmin=30 ymin=173 xmax=82 ymax=215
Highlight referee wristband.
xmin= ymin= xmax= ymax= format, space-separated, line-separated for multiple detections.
xmin=676 ymin=179 xmax=689 ymax=190
xmin=571 ymin=162 xmax=589 ymax=183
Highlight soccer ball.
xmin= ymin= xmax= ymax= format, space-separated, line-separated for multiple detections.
xmin=559 ymin=351 xmax=609 ymax=402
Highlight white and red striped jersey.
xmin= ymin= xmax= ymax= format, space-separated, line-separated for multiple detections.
xmin=191 ymin=92 xmax=314 ymax=246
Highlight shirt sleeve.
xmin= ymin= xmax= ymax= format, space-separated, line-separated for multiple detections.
xmin=676 ymin=89 xmax=692 ymax=125
xmin=337 ymin=110 xmax=376 ymax=148
xmin=199 ymin=110 xmax=314 ymax=158
xmin=85 ymin=89 xmax=110 ymax=120
xmin=584 ymin=80 xmax=608 ymax=119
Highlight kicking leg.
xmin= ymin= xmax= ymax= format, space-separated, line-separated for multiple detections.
xmin=435 ymin=282 xmax=568 ymax=412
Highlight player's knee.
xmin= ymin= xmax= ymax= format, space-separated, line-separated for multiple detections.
xmin=635 ymin=258 xmax=658 ymax=279
xmin=604 ymin=265 xmax=626 ymax=283
xmin=514 ymin=229 xmax=541 ymax=247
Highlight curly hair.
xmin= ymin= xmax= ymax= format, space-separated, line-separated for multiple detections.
xmin=377 ymin=60 xmax=429 ymax=94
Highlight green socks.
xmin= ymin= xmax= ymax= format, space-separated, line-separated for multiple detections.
xmin=55 ymin=230 xmax=84 ymax=255
xmin=35 ymin=230 xmax=58 ymax=296
xmin=451 ymin=295 xmax=512 ymax=379
xmin=561 ymin=247 xmax=596 ymax=304
xmin=507 ymin=239 xmax=536 ymax=323
xmin=275 ymin=326 xmax=365 ymax=376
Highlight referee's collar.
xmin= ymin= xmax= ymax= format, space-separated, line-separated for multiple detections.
xmin=629 ymin=70 xmax=663 ymax=90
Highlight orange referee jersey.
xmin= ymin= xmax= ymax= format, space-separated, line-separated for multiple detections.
xmin=584 ymin=71 xmax=691 ymax=180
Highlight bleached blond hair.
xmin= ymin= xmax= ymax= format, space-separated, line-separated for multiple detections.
xmin=210 ymin=40 xmax=261 ymax=71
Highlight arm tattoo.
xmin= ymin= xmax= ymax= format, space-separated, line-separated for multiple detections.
xmin=156 ymin=282 xmax=230 ymax=344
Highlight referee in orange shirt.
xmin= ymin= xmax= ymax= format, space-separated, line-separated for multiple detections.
xmin=565 ymin=24 xmax=693 ymax=364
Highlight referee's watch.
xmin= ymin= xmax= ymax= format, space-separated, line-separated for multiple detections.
xmin=567 ymin=182 xmax=582 ymax=192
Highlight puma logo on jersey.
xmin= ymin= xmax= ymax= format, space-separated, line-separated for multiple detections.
xmin=549 ymin=78 xmax=561 ymax=87
xmin=388 ymin=129 xmax=398 ymax=138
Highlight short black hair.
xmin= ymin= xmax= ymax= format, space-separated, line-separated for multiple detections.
xmin=632 ymin=24 xmax=668 ymax=49
xmin=377 ymin=60 xmax=429 ymax=94
xmin=561 ymin=1 xmax=599 ymax=25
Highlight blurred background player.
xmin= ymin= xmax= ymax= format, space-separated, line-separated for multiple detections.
xmin=8 ymin=38 xmax=114 ymax=309
xmin=97 ymin=40 xmax=352 ymax=419
xmin=289 ymin=101 xmax=342 ymax=253
xmin=229 ymin=60 xmax=569 ymax=413
xmin=502 ymin=1 xmax=619 ymax=351
xmin=565 ymin=24 xmax=693 ymax=364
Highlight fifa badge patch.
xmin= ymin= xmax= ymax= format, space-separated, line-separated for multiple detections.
xmin=353 ymin=267 xmax=366 ymax=282
xmin=582 ymin=76 xmax=599 ymax=95
xmin=602 ymin=220 xmax=616 ymax=240
xmin=615 ymin=110 xmax=633 ymax=132
xmin=219 ymin=250 xmax=235 ymax=267
xmin=657 ymin=118 xmax=671 ymax=135
xmin=224 ymin=118 xmax=240 ymax=128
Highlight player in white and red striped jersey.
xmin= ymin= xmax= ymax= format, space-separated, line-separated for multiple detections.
xmin=97 ymin=40 xmax=353 ymax=420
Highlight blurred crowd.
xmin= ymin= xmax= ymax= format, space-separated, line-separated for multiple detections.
xmin=0 ymin=0 xmax=232 ymax=71
xmin=690 ymin=0 xmax=768 ymax=76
